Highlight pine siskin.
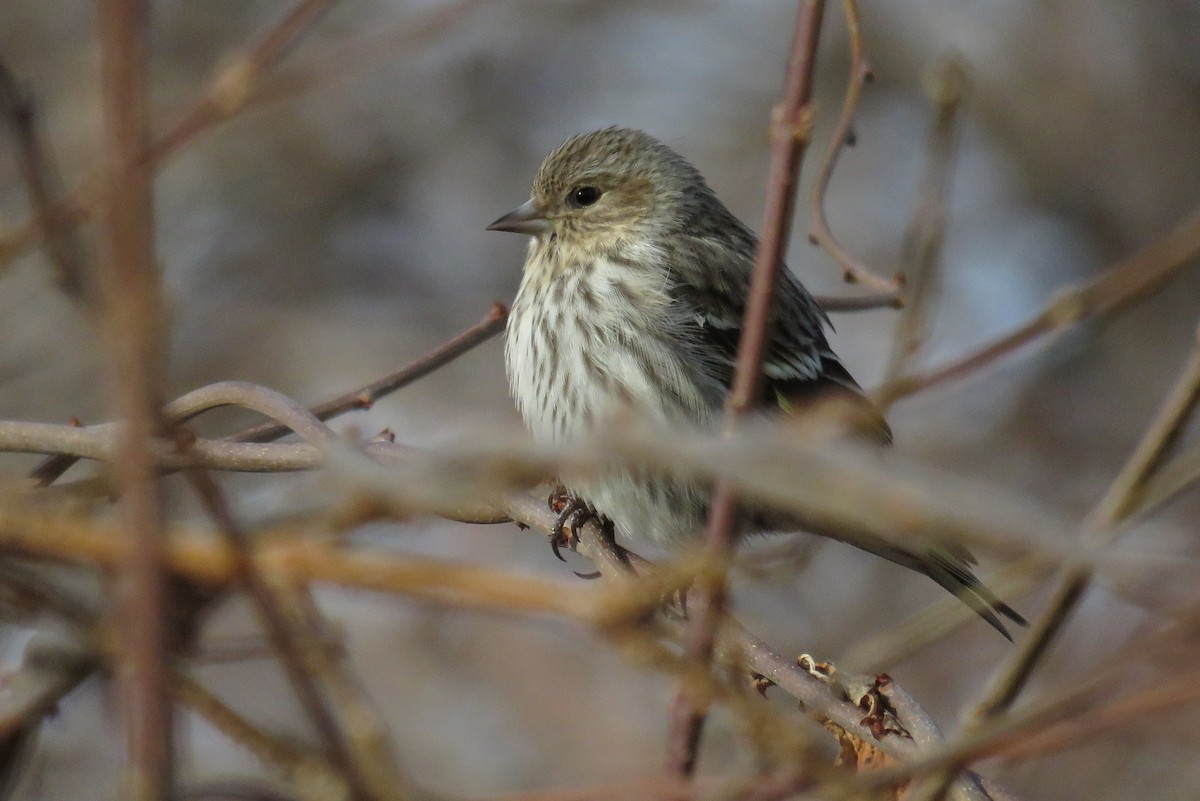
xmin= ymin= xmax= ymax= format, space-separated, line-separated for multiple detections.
xmin=489 ymin=127 xmax=1023 ymax=637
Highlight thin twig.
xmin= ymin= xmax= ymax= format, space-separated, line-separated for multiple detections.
xmin=97 ymin=0 xmax=173 ymax=797
xmin=175 ymin=673 xmax=340 ymax=791
xmin=27 ymin=304 xmax=507 ymax=486
xmin=242 ymin=0 xmax=492 ymax=110
xmin=234 ymin=302 xmax=507 ymax=443
xmin=876 ymin=207 xmax=1200 ymax=406
xmin=150 ymin=0 xmax=340 ymax=166
xmin=668 ymin=0 xmax=829 ymax=778
xmin=974 ymin=325 xmax=1200 ymax=719
xmin=0 ymin=61 xmax=89 ymax=299
xmin=908 ymin=325 xmax=1200 ymax=801
xmin=267 ymin=582 xmax=412 ymax=801
xmin=186 ymin=469 xmax=389 ymax=801
xmin=806 ymin=0 xmax=901 ymax=293
xmin=880 ymin=55 xmax=967 ymax=405
xmin=0 ymin=0 xmax=344 ymax=276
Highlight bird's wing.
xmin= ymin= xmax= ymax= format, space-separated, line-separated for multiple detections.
xmin=666 ymin=233 xmax=891 ymax=442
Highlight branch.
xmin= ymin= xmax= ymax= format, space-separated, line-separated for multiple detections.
xmin=97 ymin=0 xmax=173 ymax=796
xmin=876 ymin=207 xmax=1200 ymax=405
xmin=28 ymin=304 xmax=506 ymax=486
xmin=0 ymin=61 xmax=89 ymax=299
xmin=806 ymin=0 xmax=902 ymax=294
xmin=233 ymin=302 xmax=507 ymax=443
xmin=907 ymin=324 xmax=1200 ymax=801
xmin=974 ymin=325 xmax=1200 ymax=719
xmin=186 ymin=470 xmax=394 ymax=801
xmin=669 ymin=0 xmax=830 ymax=779
xmin=0 ymin=0 xmax=343 ymax=276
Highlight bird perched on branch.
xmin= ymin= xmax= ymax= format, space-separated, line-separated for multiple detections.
xmin=489 ymin=126 xmax=1023 ymax=638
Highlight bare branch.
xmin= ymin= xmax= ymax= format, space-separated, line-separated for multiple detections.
xmin=807 ymin=0 xmax=902 ymax=293
xmin=97 ymin=0 xmax=172 ymax=795
xmin=669 ymin=0 xmax=831 ymax=779
xmin=877 ymin=207 xmax=1200 ymax=405
xmin=234 ymin=302 xmax=507 ymax=443
xmin=0 ymin=61 xmax=88 ymax=298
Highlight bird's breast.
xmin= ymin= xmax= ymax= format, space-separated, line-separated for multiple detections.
xmin=505 ymin=252 xmax=716 ymax=443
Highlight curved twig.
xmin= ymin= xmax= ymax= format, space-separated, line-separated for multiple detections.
xmin=807 ymin=0 xmax=902 ymax=293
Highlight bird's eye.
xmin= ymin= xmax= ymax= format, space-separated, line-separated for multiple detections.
xmin=569 ymin=186 xmax=602 ymax=207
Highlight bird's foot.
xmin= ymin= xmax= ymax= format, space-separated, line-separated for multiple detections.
xmin=547 ymin=487 xmax=606 ymax=566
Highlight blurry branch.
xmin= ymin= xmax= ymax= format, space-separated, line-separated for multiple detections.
xmin=0 ymin=0 xmax=348 ymax=276
xmin=880 ymin=56 xmax=967 ymax=405
xmin=151 ymin=0 xmax=340 ymax=165
xmin=974 ymin=326 xmax=1200 ymax=719
xmin=0 ymin=0 xmax=490 ymax=277
xmin=180 ymin=783 xmax=304 ymax=801
xmin=877 ymin=206 xmax=1200 ymax=406
xmin=670 ymin=0 xmax=829 ymax=780
xmin=176 ymin=674 xmax=340 ymax=794
xmin=29 ymin=302 xmax=505 ymax=486
xmin=9 ymin=369 xmax=1192 ymax=801
xmin=520 ymin=497 xmax=999 ymax=801
xmin=97 ymin=0 xmax=173 ymax=797
xmin=0 ymin=507 xmax=597 ymax=620
xmin=187 ymin=469 xmax=395 ymax=801
xmin=0 ymin=397 xmax=1094 ymax=566
xmin=245 ymin=0 xmax=493 ymax=108
xmin=907 ymin=325 xmax=1200 ymax=801
xmin=0 ymin=61 xmax=89 ymax=298
xmin=806 ymin=0 xmax=903 ymax=296
xmin=1137 ymin=439 xmax=1200 ymax=519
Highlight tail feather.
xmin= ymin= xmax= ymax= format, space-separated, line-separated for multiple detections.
xmin=926 ymin=551 xmax=1027 ymax=640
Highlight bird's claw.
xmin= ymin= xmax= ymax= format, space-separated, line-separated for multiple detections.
xmin=547 ymin=487 xmax=604 ymax=563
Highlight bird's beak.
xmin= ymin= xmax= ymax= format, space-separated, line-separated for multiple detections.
xmin=487 ymin=199 xmax=552 ymax=236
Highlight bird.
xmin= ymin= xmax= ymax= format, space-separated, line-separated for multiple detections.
xmin=488 ymin=126 xmax=1024 ymax=638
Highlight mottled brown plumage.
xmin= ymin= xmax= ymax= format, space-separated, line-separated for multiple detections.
xmin=490 ymin=127 xmax=1023 ymax=637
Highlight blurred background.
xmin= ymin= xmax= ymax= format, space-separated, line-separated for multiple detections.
xmin=1 ymin=1 xmax=1199 ymax=799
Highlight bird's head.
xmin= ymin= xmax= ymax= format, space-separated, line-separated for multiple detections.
xmin=487 ymin=127 xmax=709 ymax=248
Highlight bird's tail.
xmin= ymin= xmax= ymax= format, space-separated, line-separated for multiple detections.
xmin=917 ymin=547 xmax=1027 ymax=640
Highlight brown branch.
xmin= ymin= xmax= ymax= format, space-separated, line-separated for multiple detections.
xmin=1135 ymin=439 xmax=1200 ymax=519
xmin=175 ymin=674 xmax=340 ymax=792
xmin=504 ymin=494 xmax=1002 ymax=801
xmin=0 ymin=61 xmax=89 ymax=299
xmin=668 ymin=0 xmax=830 ymax=779
xmin=243 ymin=0 xmax=492 ymax=110
xmin=264 ymin=581 xmax=412 ymax=801
xmin=806 ymin=0 xmax=902 ymax=294
xmin=234 ymin=302 xmax=507 ymax=443
xmin=97 ymin=0 xmax=173 ymax=797
xmin=907 ymin=325 xmax=1200 ymax=801
xmin=0 ymin=0 xmax=343 ymax=277
xmin=0 ymin=0 xmax=492 ymax=278
xmin=876 ymin=207 xmax=1200 ymax=406
xmin=186 ymin=469 xmax=389 ymax=801
xmin=27 ymin=304 xmax=507 ymax=486
xmin=149 ymin=0 xmax=340 ymax=166
xmin=973 ymin=325 xmax=1200 ymax=720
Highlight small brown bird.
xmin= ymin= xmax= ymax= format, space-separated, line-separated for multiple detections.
xmin=489 ymin=127 xmax=1023 ymax=637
